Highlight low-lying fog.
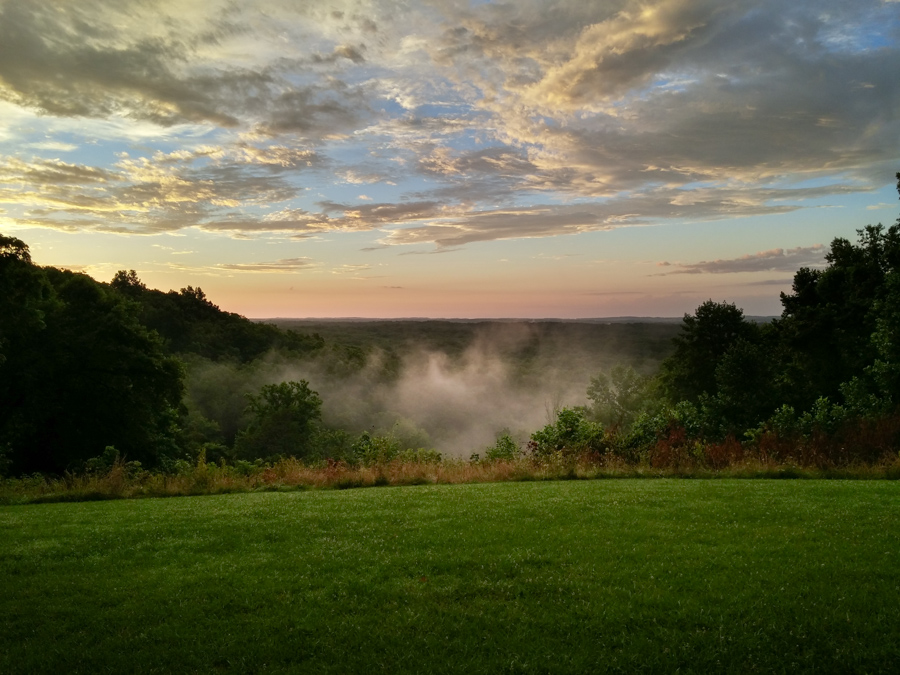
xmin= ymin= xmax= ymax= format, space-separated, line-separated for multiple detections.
xmin=185 ymin=321 xmax=676 ymax=456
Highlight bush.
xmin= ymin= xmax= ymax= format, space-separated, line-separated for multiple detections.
xmin=528 ymin=408 xmax=607 ymax=458
xmin=484 ymin=432 xmax=520 ymax=461
xmin=352 ymin=432 xmax=402 ymax=466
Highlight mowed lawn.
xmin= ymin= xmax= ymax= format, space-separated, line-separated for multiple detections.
xmin=1 ymin=481 xmax=898 ymax=674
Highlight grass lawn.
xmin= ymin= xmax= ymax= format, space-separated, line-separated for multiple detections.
xmin=1 ymin=480 xmax=898 ymax=674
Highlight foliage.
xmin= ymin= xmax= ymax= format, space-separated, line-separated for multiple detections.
xmin=347 ymin=431 xmax=442 ymax=466
xmin=649 ymin=175 xmax=900 ymax=443
xmin=528 ymin=407 xmax=607 ymax=458
xmin=659 ymin=300 xmax=760 ymax=404
xmin=778 ymin=218 xmax=900 ymax=406
xmin=0 ymin=234 xmax=51 ymax=368
xmin=861 ymin=269 xmax=900 ymax=405
xmin=759 ymin=398 xmax=848 ymax=439
xmin=111 ymin=269 xmax=325 ymax=362
xmin=233 ymin=381 xmax=323 ymax=461
xmin=83 ymin=446 xmax=146 ymax=481
xmin=706 ymin=335 xmax=780 ymax=434
xmin=586 ymin=363 xmax=658 ymax=428
xmin=0 ymin=443 xmax=11 ymax=478
xmin=0 ymin=248 xmax=184 ymax=475
xmin=350 ymin=431 xmax=400 ymax=465
xmin=484 ymin=432 xmax=521 ymax=461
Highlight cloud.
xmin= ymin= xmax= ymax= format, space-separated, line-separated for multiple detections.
xmin=428 ymin=0 xmax=900 ymax=193
xmin=330 ymin=263 xmax=373 ymax=276
xmin=0 ymin=1 xmax=375 ymax=136
xmin=218 ymin=257 xmax=316 ymax=273
xmin=310 ymin=44 xmax=367 ymax=65
xmin=0 ymin=144 xmax=875 ymax=247
xmin=364 ymin=186 xmax=835 ymax=248
xmin=655 ymin=245 xmax=827 ymax=275
xmin=0 ymin=150 xmax=302 ymax=234
xmin=0 ymin=156 xmax=113 ymax=185
xmin=1 ymin=0 xmax=898 ymax=249
xmin=232 ymin=143 xmax=323 ymax=169
xmin=339 ymin=170 xmax=388 ymax=184
xmin=744 ymin=278 xmax=797 ymax=286
xmin=27 ymin=141 xmax=79 ymax=152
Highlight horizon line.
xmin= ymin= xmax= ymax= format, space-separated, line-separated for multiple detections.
xmin=248 ymin=315 xmax=780 ymax=323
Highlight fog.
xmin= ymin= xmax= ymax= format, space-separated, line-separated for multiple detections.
xmin=184 ymin=321 xmax=676 ymax=456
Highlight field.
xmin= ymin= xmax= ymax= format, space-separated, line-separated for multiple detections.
xmin=2 ymin=480 xmax=898 ymax=673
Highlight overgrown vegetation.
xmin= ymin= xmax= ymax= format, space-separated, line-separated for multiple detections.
xmin=3 ymin=173 xmax=900 ymax=494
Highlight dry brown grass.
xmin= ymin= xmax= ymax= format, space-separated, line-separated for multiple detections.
xmin=2 ymin=449 xmax=900 ymax=505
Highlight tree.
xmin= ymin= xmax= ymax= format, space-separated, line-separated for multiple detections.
xmin=659 ymin=300 xmax=760 ymax=404
xmin=1 ymin=252 xmax=184 ymax=474
xmin=846 ymin=267 xmax=900 ymax=410
xmin=587 ymin=364 xmax=656 ymax=429
xmin=528 ymin=407 xmax=606 ymax=458
xmin=778 ymin=204 xmax=900 ymax=406
xmin=110 ymin=271 xmax=324 ymax=362
xmin=705 ymin=336 xmax=780 ymax=435
xmin=234 ymin=381 xmax=323 ymax=460
xmin=0 ymin=235 xmax=53 ymax=367
xmin=110 ymin=269 xmax=147 ymax=298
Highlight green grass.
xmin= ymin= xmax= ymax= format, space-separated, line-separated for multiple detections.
xmin=2 ymin=480 xmax=898 ymax=674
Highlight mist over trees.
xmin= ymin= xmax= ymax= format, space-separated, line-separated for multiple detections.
xmin=2 ymin=173 xmax=900 ymax=476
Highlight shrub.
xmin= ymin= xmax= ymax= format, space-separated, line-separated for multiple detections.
xmin=798 ymin=397 xmax=847 ymax=437
xmin=84 ymin=446 xmax=145 ymax=479
xmin=233 ymin=459 xmax=264 ymax=476
xmin=528 ymin=408 xmax=607 ymax=458
xmin=484 ymin=432 xmax=520 ymax=461
xmin=352 ymin=432 xmax=401 ymax=466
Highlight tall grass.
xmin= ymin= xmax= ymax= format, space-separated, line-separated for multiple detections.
xmin=3 ymin=449 xmax=899 ymax=505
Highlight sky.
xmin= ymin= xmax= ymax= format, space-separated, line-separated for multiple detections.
xmin=1 ymin=0 xmax=899 ymax=319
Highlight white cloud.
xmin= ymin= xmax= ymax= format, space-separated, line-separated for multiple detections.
xmin=218 ymin=257 xmax=317 ymax=273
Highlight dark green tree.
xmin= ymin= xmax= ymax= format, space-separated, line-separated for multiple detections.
xmin=659 ymin=300 xmax=760 ymax=404
xmin=110 ymin=269 xmax=147 ymax=298
xmin=234 ymin=380 xmax=323 ymax=461
xmin=1 ymin=247 xmax=184 ymax=474
xmin=0 ymin=235 xmax=53 ymax=367
xmin=778 ymin=180 xmax=900 ymax=407
xmin=111 ymin=270 xmax=324 ymax=362
xmin=704 ymin=335 xmax=780 ymax=435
